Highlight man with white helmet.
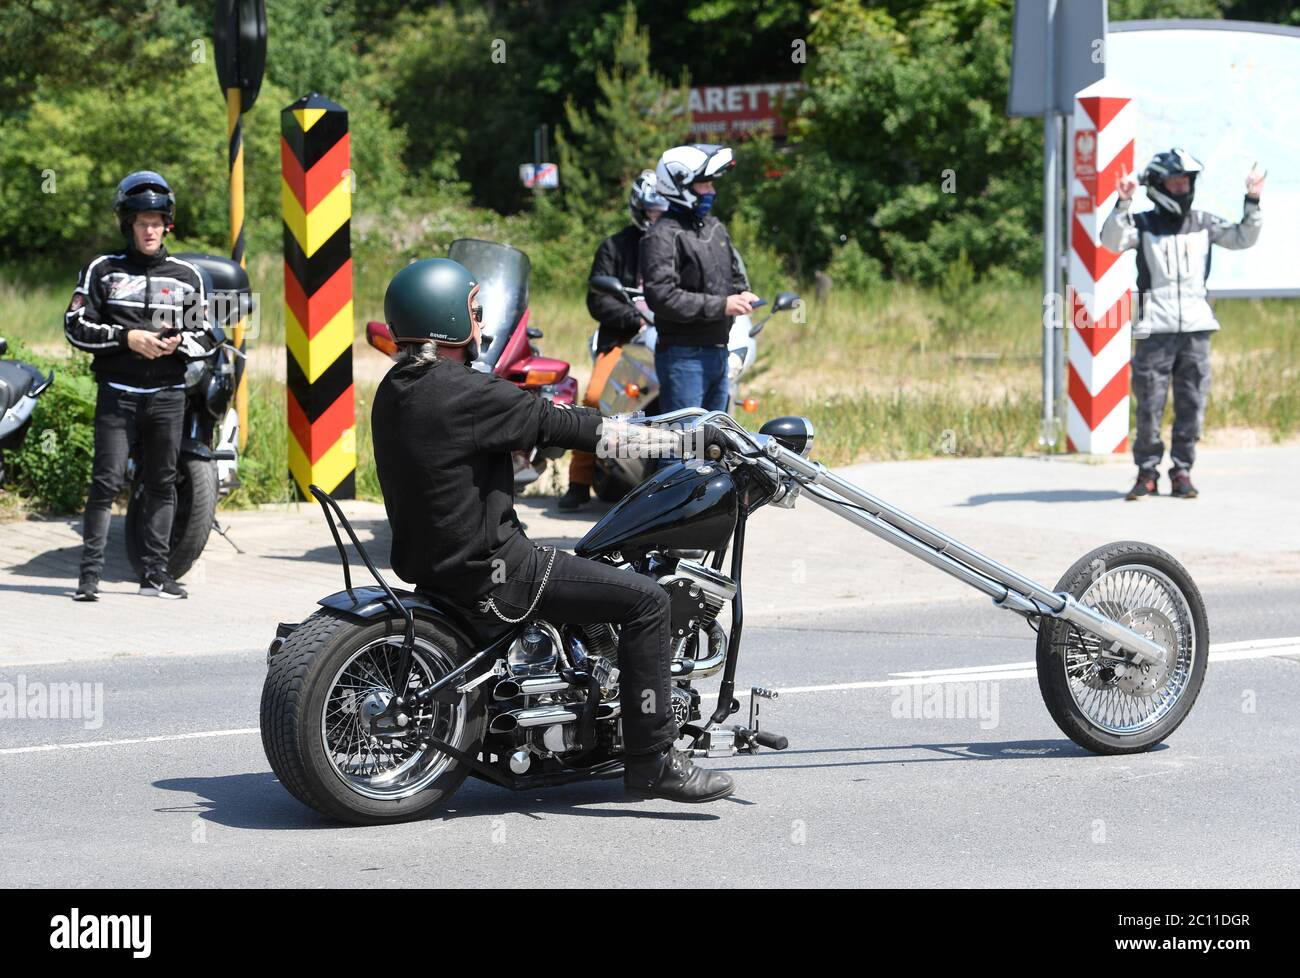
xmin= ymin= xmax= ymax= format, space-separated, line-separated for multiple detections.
xmin=1103 ymin=149 xmax=1264 ymax=500
xmin=559 ymin=170 xmax=667 ymax=511
xmin=640 ymin=144 xmax=757 ymax=417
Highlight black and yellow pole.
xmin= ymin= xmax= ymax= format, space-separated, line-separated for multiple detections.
xmin=214 ymin=0 xmax=266 ymax=453
xmin=226 ymin=85 xmax=249 ymax=450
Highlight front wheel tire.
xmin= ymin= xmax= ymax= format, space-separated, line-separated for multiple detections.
xmin=1036 ymin=541 xmax=1208 ymax=755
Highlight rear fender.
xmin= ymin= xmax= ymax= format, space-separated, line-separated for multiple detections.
xmin=316 ymin=585 xmax=505 ymax=650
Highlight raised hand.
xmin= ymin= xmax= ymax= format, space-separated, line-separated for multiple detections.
xmin=1246 ymin=161 xmax=1267 ymax=197
xmin=1117 ymin=167 xmax=1139 ymax=201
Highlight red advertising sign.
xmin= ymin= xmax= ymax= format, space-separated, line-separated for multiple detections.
xmin=687 ymin=82 xmax=805 ymax=140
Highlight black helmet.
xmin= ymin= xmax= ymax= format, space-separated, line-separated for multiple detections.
xmin=654 ymin=144 xmax=736 ymax=210
xmin=1141 ymin=148 xmax=1202 ymax=218
xmin=112 ymin=170 xmax=175 ymax=238
xmin=384 ymin=258 xmax=479 ymax=346
xmin=628 ymin=169 xmax=668 ymax=230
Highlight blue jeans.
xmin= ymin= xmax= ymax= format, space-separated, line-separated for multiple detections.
xmin=655 ymin=344 xmax=729 ymax=415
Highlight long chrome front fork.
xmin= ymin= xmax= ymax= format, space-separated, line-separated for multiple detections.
xmin=776 ymin=451 xmax=1166 ymax=666
xmin=633 ymin=407 xmax=1166 ymax=666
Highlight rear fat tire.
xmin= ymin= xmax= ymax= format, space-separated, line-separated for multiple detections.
xmin=125 ymin=456 xmax=217 ymax=580
xmin=1036 ymin=541 xmax=1208 ymax=755
xmin=260 ymin=609 xmax=486 ymax=825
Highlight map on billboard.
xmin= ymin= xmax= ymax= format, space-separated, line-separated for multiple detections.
xmin=1107 ymin=21 xmax=1300 ymax=296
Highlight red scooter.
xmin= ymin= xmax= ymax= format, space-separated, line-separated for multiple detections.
xmin=366 ymin=239 xmax=578 ymax=485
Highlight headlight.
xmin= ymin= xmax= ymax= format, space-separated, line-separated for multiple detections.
xmin=758 ymin=416 xmax=815 ymax=457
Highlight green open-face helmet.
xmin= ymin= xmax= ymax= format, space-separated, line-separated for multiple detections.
xmin=384 ymin=258 xmax=478 ymax=346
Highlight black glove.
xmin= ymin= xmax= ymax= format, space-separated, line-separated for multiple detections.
xmin=698 ymin=423 xmax=731 ymax=460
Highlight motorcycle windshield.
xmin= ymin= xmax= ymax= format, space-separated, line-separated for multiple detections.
xmin=447 ymin=238 xmax=530 ymax=369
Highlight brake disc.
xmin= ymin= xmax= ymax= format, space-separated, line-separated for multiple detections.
xmin=1112 ymin=608 xmax=1176 ymax=697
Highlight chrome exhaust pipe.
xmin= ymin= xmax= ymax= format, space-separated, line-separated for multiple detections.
xmin=671 ymin=620 xmax=728 ymax=678
xmin=489 ymin=704 xmax=579 ymax=734
xmin=493 ymin=676 xmax=572 ymax=701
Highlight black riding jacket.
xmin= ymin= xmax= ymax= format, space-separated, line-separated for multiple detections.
xmin=64 ymin=246 xmax=209 ymax=389
xmin=639 ymin=208 xmax=749 ymax=348
xmin=371 ymin=357 xmax=603 ymax=603
xmin=587 ymin=225 xmax=645 ymax=353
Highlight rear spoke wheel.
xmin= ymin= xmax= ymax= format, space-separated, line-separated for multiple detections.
xmin=321 ymin=637 xmax=465 ymax=801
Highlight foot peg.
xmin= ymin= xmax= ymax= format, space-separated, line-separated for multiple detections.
xmin=687 ymin=686 xmax=789 ymax=757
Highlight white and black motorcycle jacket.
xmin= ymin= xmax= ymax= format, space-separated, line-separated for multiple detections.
xmin=1101 ymin=195 xmax=1261 ymax=335
xmin=64 ymin=246 xmax=212 ymax=389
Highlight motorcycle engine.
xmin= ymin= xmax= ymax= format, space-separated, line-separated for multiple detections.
xmin=656 ymin=557 xmax=737 ymax=649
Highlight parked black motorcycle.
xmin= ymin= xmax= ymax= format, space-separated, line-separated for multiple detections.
xmin=260 ymin=408 xmax=1207 ymax=825
xmin=124 ymin=253 xmax=250 ymax=580
xmin=0 ymin=337 xmax=54 ymax=485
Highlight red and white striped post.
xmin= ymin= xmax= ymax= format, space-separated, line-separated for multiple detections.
xmin=1066 ymin=80 xmax=1136 ymax=455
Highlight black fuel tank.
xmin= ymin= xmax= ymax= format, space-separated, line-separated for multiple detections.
xmin=576 ymin=461 xmax=738 ymax=559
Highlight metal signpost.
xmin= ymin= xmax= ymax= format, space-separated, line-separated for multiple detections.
xmin=1009 ymin=0 xmax=1107 ymax=448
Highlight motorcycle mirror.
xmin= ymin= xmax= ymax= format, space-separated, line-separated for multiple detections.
xmin=590 ymin=275 xmax=628 ymax=300
xmin=773 ymin=291 xmax=799 ymax=312
xmin=365 ymin=320 xmax=399 ymax=359
xmin=0 ymin=338 xmax=7 ymax=357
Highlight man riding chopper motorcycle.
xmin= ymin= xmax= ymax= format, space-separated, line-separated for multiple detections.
xmin=558 ymin=170 xmax=667 ymax=512
xmin=370 ymin=257 xmax=735 ymax=802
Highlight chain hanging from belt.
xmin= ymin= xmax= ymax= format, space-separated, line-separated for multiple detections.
xmin=482 ymin=545 xmax=559 ymax=624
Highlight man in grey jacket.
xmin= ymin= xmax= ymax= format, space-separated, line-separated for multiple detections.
xmin=1102 ymin=149 xmax=1265 ymax=499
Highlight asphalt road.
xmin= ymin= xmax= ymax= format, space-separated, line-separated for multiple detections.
xmin=2 ymin=579 xmax=1297 ymax=888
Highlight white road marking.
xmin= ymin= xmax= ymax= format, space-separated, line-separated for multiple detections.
xmin=1 ymin=638 xmax=1296 ymax=756
xmin=703 ymin=637 xmax=1298 ymax=700
xmin=0 ymin=727 xmax=259 ymax=756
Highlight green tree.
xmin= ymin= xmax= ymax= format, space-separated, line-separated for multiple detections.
xmin=553 ymin=4 xmax=692 ymax=230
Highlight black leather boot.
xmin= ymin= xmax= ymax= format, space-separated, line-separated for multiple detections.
xmin=558 ymin=482 xmax=591 ymax=511
xmin=624 ymin=747 xmax=735 ymax=803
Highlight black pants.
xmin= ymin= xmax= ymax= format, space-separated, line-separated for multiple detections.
xmin=476 ymin=544 xmax=677 ymax=757
xmin=80 ymin=384 xmax=185 ymax=579
xmin=1132 ymin=332 xmax=1212 ymax=473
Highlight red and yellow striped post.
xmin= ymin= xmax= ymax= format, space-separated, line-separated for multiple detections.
xmin=227 ymin=86 xmax=250 ymax=450
xmin=281 ymin=94 xmax=355 ymax=499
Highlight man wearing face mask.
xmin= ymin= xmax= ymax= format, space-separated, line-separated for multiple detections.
xmin=640 ymin=144 xmax=757 ymax=416
xmin=559 ymin=170 xmax=668 ymax=511
xmin=1102 ymin=149 xmax=1265 ymax=500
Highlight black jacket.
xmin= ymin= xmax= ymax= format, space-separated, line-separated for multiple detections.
xmin=639 ymin=209 xmax=749 ymax=348
xmin=371 ymin=357 xmax=603 ymax=603
xmin=587 ymin=225 xmax=645 ymax=353
xmin=64 ymin=246 xmax=209 ymax=388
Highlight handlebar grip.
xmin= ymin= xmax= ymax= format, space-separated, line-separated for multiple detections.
xmin=754 ymin=730 xmax=788 ymax=751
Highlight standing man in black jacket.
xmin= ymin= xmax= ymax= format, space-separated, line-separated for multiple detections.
xmin=371 ymin=257 xmax=736 ymax=803
xmin=640 ymin=144 xmax=757 ymax=415
xmin=65 ymin=171 xmax=211 ymax=601
xmin=559 ymin=170 xmax=667 ymax=511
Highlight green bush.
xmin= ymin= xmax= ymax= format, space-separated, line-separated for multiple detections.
xmin=826 ymin=239 xmax=885 ymax=292
xmin=3 ymin=341 xmax=97 ymax=512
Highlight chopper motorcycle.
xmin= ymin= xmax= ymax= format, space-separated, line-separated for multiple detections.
xmin=260 ymin=406 xmax=1207 ymax=825
xmin=365 ymin=238 xmax=577 ymax=487
xmin=588 ymin=275 xmax=800 ymax=502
